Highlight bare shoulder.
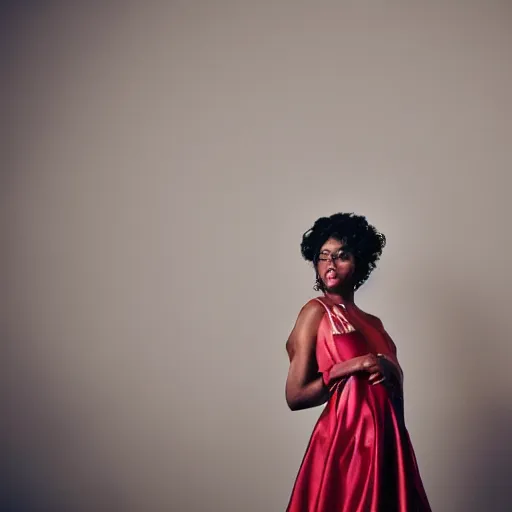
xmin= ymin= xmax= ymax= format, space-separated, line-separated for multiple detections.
xmin=299 ymin=298 xmax=326 ymax=317
xmin=285 ymin=299 xmax=326 ymax=358
xmin=292 ymin=299 xmax=326 ymax=332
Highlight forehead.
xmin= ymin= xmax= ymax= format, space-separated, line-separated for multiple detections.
xmin=319 ymin=237 xmax=345 ymax=252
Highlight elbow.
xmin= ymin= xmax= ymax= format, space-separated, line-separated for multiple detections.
xmin=287 ymin=398 xmax=300 ymax=411
xmin=286 ymin=389 xmax=311 ymax=411
xmin=285 ymin=388 xmax=302 ymax=411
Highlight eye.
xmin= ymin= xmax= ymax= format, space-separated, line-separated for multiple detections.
xmin=334 ymin=250 xmax=350 ymax=261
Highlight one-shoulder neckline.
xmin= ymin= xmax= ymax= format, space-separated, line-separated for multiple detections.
xmin=315 ymin=295 xmax=356 ymax=310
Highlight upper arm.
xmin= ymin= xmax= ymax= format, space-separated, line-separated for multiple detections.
xmin=285 ymin=300 xmax=326 ymax=392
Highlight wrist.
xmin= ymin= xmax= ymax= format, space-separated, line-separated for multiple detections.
xmin=328 ymin=363 xmax=342 ymax=383
xmin=353 ymin=356 xmax=365 ymax=374
xmin=330 ymin=359 xmax=359 ymax=382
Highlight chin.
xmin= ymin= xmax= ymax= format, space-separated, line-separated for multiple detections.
xmin=324 ymin=283 xmax=343 ymax=293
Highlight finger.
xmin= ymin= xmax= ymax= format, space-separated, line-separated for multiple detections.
xmin=372 ymin=376 xmax=386 ymax=385
xmin=363 ymin=354 xmax=377 ymax=364
xmin=362 ymin=359 xmax=375 ymax=369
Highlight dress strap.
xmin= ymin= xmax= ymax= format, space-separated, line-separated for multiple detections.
xmin=313 ymin=297 xmax=337 ymax=333
xmin=314 ymin=297 xmax=356 ymax=335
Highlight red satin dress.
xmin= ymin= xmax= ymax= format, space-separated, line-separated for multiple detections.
xmin=287 ymin=297 xmax=431 ymax=512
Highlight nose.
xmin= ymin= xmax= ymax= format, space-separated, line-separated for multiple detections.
xmin=326 ymin=255 xmax=338 ymax=265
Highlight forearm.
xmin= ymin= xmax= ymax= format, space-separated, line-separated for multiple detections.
xmin=326 ymin=358 xmax=361 ymax=384
xmin=286 ymin=376 xmax=329 ymax=411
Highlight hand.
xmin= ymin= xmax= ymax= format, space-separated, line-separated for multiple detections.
xmin=358 ymin=353 xmax=388 ymax=385
xmin=328 ymin=354 xmax=388 ymax=386
xmin=377 ymin=353 xmax=403 ymax=386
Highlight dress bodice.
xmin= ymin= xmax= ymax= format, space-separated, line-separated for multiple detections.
xmin=313 ymin=296 xmax=399 ymax=377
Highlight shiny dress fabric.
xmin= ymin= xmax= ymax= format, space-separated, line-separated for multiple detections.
xmin=287 ymin=297 xmax=431 ymax=512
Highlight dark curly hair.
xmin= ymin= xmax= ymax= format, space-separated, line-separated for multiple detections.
xmin=301 ymin=212 xmax=386 ymax=291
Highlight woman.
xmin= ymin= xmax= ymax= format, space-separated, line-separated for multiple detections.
xmin=285 ymin=213 xmax=431 ymax=512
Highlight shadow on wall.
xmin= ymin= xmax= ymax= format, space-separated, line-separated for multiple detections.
xmin=461 ymin=404 xmax=512 ymax=512
xmin=4 ymin=349 xmax=128 ymax=512
xmin=451 ymin=293 xmax=510 ymax=512
xmin=416 ymin=273 xmax=510 ymax=512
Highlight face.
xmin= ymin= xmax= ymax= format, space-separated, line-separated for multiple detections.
xmin=316 ymin=237 xmax=356 ymax=292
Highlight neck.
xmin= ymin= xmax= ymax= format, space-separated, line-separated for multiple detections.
xmin=323 ymin=287 xmax=355 ymax=305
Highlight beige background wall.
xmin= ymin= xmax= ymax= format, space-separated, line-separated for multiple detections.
xmin=4 ymin=2 xmax=512 ymax=511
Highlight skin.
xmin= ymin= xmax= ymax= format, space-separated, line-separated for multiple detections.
xmin=285 ymin=237 xmax=400 ymax=411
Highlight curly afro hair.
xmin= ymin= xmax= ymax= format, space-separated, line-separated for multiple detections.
xmin=301 ymin=212 xmax=386 ymax=291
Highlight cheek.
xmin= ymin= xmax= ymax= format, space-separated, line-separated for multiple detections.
xmin=316 ymin=262 xmax=327 ymax=273
xmin=339 ymin=262 xmax=356 ymax=275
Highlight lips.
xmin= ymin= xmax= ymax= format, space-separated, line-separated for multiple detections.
xmin=325 ymin=270 xmax=339 ymax=283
